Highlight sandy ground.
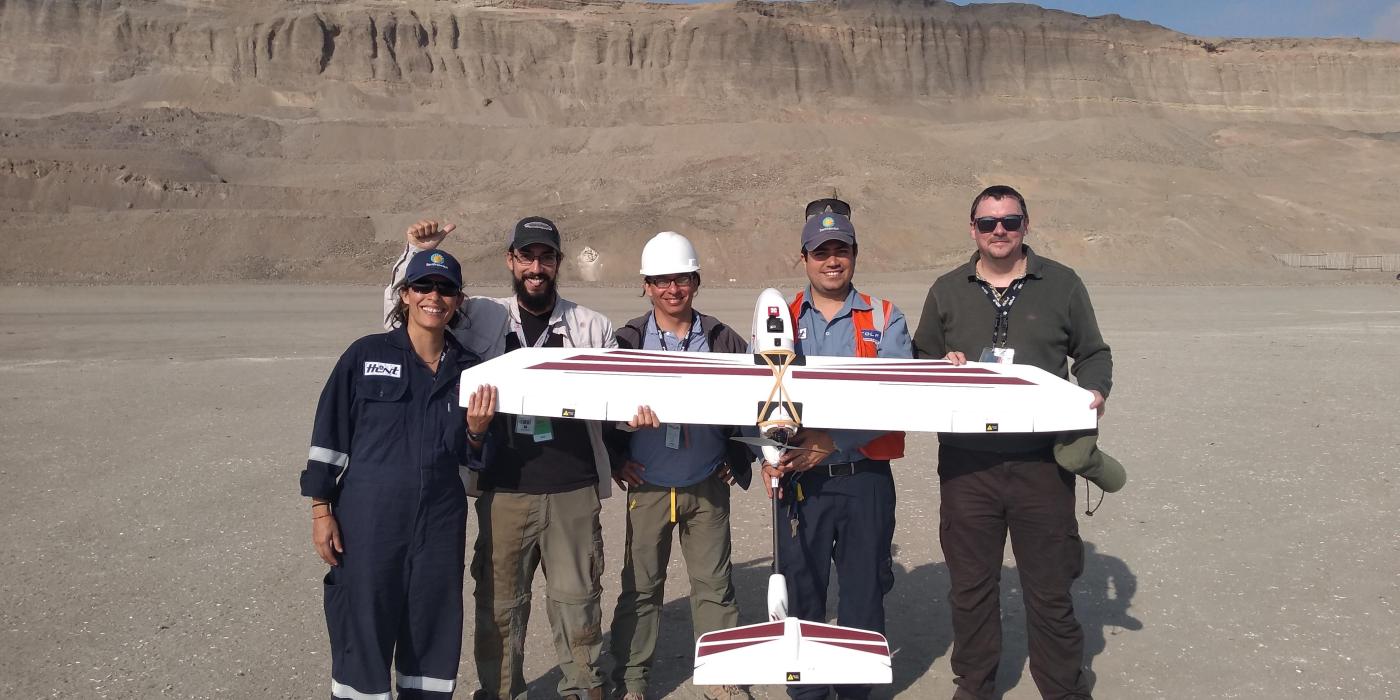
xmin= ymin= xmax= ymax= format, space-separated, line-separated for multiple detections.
xmin=1 ymin=282 xmax=1397 ymax=699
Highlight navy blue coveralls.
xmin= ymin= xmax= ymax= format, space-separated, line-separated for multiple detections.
xmin=782 ymin=286 xmax=912 ymax=700
xmin=301 ymin=326 xmax=485 ymax=699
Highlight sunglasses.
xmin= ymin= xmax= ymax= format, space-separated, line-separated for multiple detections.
xmin=973 ymin=215 xmax=1026 ymax=233
xmin=805 ymin=198 xmax=852 ymax=219
xmin=405 ymin=279 xmax=461 ymax=296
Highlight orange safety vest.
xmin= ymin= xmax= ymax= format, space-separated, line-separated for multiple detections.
xmin=790 ymin=292 xmax=906 ymax=460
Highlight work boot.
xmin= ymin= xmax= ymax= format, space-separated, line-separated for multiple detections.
xmin=703 ymin=686 xmax=753 ymax=700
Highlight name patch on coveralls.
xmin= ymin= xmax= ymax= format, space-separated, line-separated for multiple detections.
xmin=363 ymin=362 xmax=402 ymax=378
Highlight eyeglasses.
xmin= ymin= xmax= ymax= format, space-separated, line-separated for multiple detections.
xmin=973 ymin=215 xmax=1026 ymax=233
xmin=645 ymin=275 xmax=696 ymax=290
xmin=512 ymin=250 xmax=560 ymax=267
xmin=405 ymin=279 xmax=461 ymax=296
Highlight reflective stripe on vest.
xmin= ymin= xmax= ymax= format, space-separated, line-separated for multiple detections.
xmin=790 ymin=291 xmax=905 ymax=460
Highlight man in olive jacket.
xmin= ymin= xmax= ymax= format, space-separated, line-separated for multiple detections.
xmin=913 ymin=185 xmax=1111 ymax=700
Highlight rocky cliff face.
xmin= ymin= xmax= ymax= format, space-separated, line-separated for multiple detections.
xmin=4 ymin=0 xmax=1400 ymax=123
xmin=3 ymin=0 xmax=1400 ymax=284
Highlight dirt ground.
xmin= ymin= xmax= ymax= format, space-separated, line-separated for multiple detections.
xmin=1 ymin=282 xmax=1397 ymax=699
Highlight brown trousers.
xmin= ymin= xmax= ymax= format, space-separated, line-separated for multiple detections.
xmin=938 ymin=444 xmax=1091 ymax=700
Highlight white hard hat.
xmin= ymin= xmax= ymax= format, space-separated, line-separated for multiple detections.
xmin=639 ymin=231 xmax=701 ymax=276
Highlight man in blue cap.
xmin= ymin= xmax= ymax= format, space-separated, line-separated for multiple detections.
xmin=761 ymin=211 xmax=913 ymax=700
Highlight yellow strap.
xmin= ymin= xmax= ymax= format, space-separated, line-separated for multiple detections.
xmin=669 ymin=488 xmax=677 ymax=523
xmin=796 ymin=483 xmax=805 ymax=502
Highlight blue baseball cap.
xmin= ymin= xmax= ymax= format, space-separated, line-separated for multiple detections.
xmin=801 ymin=212 xmax=856 ymax=251
xmin=403 ymin=250 xmax=463 ymax=288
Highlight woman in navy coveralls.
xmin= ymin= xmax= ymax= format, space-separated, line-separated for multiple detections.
xmin=301 ymin=250 xmax=496 ymax=699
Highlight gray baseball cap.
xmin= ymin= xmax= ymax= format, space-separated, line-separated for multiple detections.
xmin=801 ymin=212 xmax=856 ymax=251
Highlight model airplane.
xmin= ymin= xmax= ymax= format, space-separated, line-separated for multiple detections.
xmin=458 ymin=289 xmax=1096 ymax=444
xmin=457 ymin=288 xmax=1098 ymax=687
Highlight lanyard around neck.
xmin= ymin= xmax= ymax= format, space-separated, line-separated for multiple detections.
xmin=652 ymin=312 xmax=699 ymax=352
xmin=512 ymin=312 xmax=554 ymax=349
xmin=978 ymin=277 xmax=1026 ymax=348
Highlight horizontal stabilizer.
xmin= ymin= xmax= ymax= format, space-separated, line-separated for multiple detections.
xmin=693 ymin=618 xmax=892 ymax=686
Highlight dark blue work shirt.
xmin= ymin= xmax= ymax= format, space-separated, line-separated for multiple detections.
xmin=301 ymin=326 xmax=486 ymax=501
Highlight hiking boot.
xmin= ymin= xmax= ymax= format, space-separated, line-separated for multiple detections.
xmin=703 ymin=686 xmax=753 ymax=700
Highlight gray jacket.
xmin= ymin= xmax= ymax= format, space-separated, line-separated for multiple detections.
xmin=384 ymin=244 xmax=618 ymax=497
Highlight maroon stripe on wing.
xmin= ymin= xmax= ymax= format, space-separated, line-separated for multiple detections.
xmin=700 ymin=621 xmax=786 ymax=642
xmin=812 ymin=364 xmax=999 ymax=374
xmin=695 ymin=639 xmax=770 ymax=657
xmin=810 ymin=640 xmax=891 ymax=656
xmin=529 ymin=362 xmax=772 ymax=377
xmin=799 ymin=623 xmax=887 ymax=642
xmin=792 ymin=370 xmax=1033 ymax=385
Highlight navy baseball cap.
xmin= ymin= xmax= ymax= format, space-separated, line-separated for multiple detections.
xmin=403 ymin=250 xmax=463 ymax=288
xmin=508 ymin=216 xmax=562 ymax=252
xmin=801 ymin=212 xmax=856 ymax=251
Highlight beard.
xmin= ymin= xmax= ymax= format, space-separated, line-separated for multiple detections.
xmin=512 ymin=272 xmax=557 ymax=313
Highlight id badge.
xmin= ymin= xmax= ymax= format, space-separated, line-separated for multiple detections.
xmin=978 ymin=346 xmax=1016 ymax=364
xmin=664 ymin=424 xmax=682 ymax=450
xmin=532 ymin=417 xmax=554 ymax=443
xmin=515 ymin=415 xmax=535 ymax=435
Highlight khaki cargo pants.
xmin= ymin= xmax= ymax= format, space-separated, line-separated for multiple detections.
xmin=607 ymin=473 xmax=739 ymax=695
xmin=471 ymin=486 xmax=605 ymax=700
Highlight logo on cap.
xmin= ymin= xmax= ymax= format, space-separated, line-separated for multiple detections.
xmin=822 ymin=216 xmax=836 ymax=228
xmin=429 ymin=253 xmax=445 ymax=265
xmin=524 ymin=221 xmax=554 ymax=231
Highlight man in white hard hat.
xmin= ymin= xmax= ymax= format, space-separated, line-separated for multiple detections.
xmin=605 ymin=231 xmax=755 ymax=700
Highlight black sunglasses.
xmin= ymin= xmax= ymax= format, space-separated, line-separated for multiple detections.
xmin=973 ymin=215 xmax=1026 ymax=233
xmin=405 ymin=279 xmax=461 ymax=296
xmin=805 ymin=198 xmax=852 ymax=219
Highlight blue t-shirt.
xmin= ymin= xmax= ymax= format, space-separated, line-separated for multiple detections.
xmin=626 ymin=313 xmax=731 ymax=487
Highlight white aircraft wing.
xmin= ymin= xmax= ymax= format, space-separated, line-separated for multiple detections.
xmin=458 ymin=348 xmax=1096 ymax=433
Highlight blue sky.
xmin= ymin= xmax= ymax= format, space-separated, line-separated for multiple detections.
xmin=964 ymin=1 xmax=1400 ymax=40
